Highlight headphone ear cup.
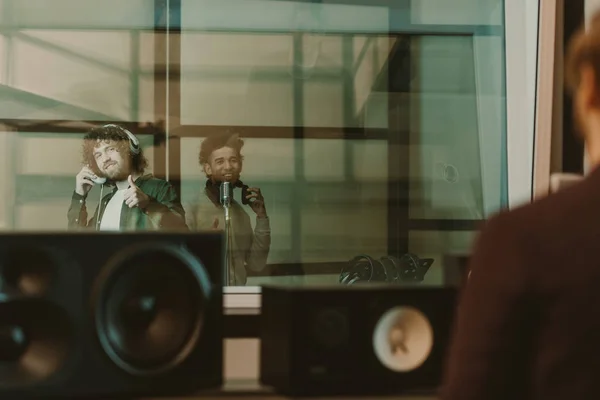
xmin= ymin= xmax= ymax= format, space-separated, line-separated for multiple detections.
xmin=241 ymin=185 xmax=251 ymax=206
xmin=369 ymin=258 xmax=388 ymax=282
xmin=340 ymin=256 xmax=361 ymax=284
xmin=126 ymin=131 xmax=141 ymax=155
xmin=130 ymin=141 xmax=140 ymax=155
xmin=379 ymin=256 xmax=400 ymax=283
xmin=101 ymin=124 xmax=141 ymax=155
xmin=398 ymin=253 xmax=424 ymax=282
xmin=340 ymin=255 xmax=375 ymax=284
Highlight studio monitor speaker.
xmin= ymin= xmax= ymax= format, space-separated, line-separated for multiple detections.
xmin=260 ymin=285 xmax=457 ymax=396
xmin=0 ymin=232 xmax=223 ymax=398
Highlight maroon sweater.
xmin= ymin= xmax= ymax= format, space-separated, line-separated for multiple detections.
xmin=440 ymin=167 xmax=600 ymax=400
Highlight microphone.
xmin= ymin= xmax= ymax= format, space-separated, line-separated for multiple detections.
xmin=220 ymin=181 xmax=233 ymax=285
xmin=220 ymin=181 xmax=232 ymax=207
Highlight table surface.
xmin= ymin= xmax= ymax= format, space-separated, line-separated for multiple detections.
xmin=139 ymin=379 xmax=438 ymax=400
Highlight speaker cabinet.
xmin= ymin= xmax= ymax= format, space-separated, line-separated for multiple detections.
xmin=0 ymin=232 xmax=223 ymax=398
xmin=260 ymin=285 xmax=457 ymax=396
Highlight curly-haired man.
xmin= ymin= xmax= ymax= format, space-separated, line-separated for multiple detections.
xmin=185 ymin=132 xmax=270 ymax=285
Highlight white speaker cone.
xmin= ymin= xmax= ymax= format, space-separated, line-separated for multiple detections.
xmin=372 ymin=306 xmax=434 ymax=372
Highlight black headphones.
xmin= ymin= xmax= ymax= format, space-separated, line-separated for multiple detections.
xmin=205 ymin=179 xmax=252 ymax=206
xmin=339 ymin=253 xmax=434 ymax=285
xmin=101 ymin=124 xmax=141 ymax=155
xmin=394 ymin=253 xmax=434 ymax=282
xmin=339 ymin=254 xmax=378 ymax=285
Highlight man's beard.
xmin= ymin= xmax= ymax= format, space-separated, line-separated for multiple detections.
xmin=102 ymin=164 xmax=128 ymax=181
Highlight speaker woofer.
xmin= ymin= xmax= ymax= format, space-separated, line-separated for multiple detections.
xmin=0 ymin=301 xmax=72 ymax=386
xmin=372 ymin=306 xmax=434 ymax=373
xmin=93 ymin=243 xmax=212 ymax=376
xmin=0 ymin=246 xmax=57 ymax=296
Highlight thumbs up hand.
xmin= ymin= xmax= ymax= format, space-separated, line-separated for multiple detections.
xmin=124 ymin=175 xmax=150 ymax=209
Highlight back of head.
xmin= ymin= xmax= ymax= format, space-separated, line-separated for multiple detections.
xmin=564 ymin=11 xmax=600 ymax=159
xmin=566 ymin=11 xmax=600 ymax=94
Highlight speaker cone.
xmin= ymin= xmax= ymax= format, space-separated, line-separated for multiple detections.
xmin=372 ymin=306 xmax=433 ymax=372
xmin=0 ymin=301 xmax=71 ymax=386
xmin=94 ymin=243 xmax=212 ymax=376
xmin=0 ymin=246 xmax=57 ymax=296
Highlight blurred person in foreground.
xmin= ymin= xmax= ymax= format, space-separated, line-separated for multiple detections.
xmin=441 ymin=13 xmax=600 ymax=400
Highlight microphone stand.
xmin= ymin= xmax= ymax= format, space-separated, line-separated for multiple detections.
xmin=220 ymin=182 xmax=234 ymax=286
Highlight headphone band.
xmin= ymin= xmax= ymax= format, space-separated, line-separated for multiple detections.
xmin=102 ymin=124 xmax=140 ymax=155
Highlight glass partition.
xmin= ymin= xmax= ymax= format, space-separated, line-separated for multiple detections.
xmin=0 ymin=0 xmax=540 ymax=290
xmin=175 ymin=0 xmax=509 ymax=287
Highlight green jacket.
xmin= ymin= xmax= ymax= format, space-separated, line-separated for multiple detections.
xmin=67 ymin=174 xmax=188 ymax=232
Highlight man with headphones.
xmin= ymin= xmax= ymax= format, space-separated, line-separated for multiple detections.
xmin=185 ymin=132 xmax=271 ymax=285
xmin=67 ymin=124 xmax=187 ymax=231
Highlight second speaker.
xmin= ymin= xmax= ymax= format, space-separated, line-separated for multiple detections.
xmin=260 ymin=285 xmax=457 ymax=396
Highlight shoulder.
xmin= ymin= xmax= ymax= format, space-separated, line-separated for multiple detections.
xmin=473 ymin=209 xmax=526 ymax=256
xmin=473 ymin=179 xmax=593 ymax=268
xmin=501 ymin=177 xmax=596 ymax=240
xmin=138 ymin=175 xmax=171 ymax=187
xmin=475 ymin=195 xmax=555 ymax=255
xmin=137 ymin=175 xmax=176 ymax=193
xmin=136 ymin=176 xmax=182 ymax=201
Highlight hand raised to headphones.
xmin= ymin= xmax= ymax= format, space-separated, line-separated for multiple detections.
xmin=124 ymin=175 xmax=150 ymax=209
xmin=245 ymin=187 xmax=267 ymax=218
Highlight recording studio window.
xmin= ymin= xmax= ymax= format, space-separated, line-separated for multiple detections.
xmin=0 ymin=2 xmax=159 ymax=232
xmin=0 ymin=0 xmax=541 ymax=292
xmin=175 ymin=0 xmax=514 ymax=289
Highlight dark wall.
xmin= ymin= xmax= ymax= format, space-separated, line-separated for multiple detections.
xmin=562 ymin=0 xmax=585 ymax=173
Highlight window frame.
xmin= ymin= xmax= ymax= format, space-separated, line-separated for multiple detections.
xmin=167 ymin=3 xmax=500 ymax=298
xmin=0 ymin=0 xmax=550 ymax=322
xmin=162 ymin=2 xmax=505 ymax=312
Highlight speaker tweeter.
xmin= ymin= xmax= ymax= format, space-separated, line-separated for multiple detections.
xmin=372 ymin=306 xmax=434 ymax=372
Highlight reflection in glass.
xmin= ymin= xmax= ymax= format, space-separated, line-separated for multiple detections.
xmin=66 ymin=125 xmax=187 ymax=233
xmin=184 ymin=134 xmax=271 ymax=286
xmin=6 ymin=129 xmax=167 ymax=231
xmin=177 ymin=0 xmax=508 ymax=287
xmin=408 ymin=36 xmax=485 ymax=220
xmin=0 ymin=0 xmax=523 ymax=290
